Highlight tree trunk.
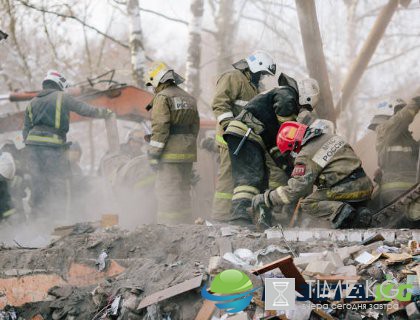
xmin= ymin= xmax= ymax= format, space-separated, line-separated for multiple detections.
xmin=295 ymin=0 xmax=336 ymax=123
xmin=336 ymin=0 xmax=399 ymax=112
xmin=127 ymin=0 xmax=146 ymax=87
xmin=216 ymin=0 xmax=235 ymax=74
xmin=185 ymin=0 xmax=204 ymax=100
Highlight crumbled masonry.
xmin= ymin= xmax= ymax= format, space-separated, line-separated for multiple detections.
xmin=0 ymin=223 xmax=418 ymax=319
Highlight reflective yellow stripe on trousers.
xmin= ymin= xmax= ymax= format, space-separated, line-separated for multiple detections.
xmin=214 ymin=192 xmax=233 ymax=200
xmin=232 ymin=185 xmax=259 ymax=200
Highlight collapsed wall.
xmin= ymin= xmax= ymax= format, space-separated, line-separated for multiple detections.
xmin=0 ymin=223 xmax=419 ymax=319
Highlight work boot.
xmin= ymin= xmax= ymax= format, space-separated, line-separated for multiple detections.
xmin=331 ymin=203 xmax=356 ymax=229
xmin=353 ymin=207 xmax=372 ymax=228
xmin=229 ymin=201 xmax=253 ymax=226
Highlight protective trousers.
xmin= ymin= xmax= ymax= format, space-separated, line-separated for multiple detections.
xmin=300 ymin=175 xmax=373 ymax=225
xmin=212 ymin=145 xmax=234 ymax=221
xmin=225 ymin=137 xmax=268 ymax=221
xmin=27 ymin=145 xmax=71 ymax=218
xmin=155 ymin=162 xmax=193 ymax=224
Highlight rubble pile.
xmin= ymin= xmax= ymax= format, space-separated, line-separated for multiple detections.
xmin=0 ymin=223 xmax=418 ymax=319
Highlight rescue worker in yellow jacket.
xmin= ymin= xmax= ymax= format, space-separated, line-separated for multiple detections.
xmin=252 ymin=121 xmax=374 ymax=228
xmin=369 ymin=97 xmax=420 ymax=225
xmin=211 ymin=51 xmax=276 ymax=221
xmin=23 ymin=70 xmax=113 ymax=217
xmin=144 ymin=62 xmax=200 ymax=224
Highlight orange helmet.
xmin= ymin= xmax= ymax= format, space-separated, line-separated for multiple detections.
xmin=276 ymin=121 xmax=308 ymax=154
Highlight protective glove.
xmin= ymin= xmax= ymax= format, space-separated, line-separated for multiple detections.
xmin=251 ymin=190 xmax=272 ymax=213
xmin=200 ymin=137 xmax=216 ymax=152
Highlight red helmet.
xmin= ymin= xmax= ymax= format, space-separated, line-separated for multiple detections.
xmin=276 ymin=121 xmax=308 ymax=154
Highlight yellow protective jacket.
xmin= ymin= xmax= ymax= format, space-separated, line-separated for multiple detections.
xmin=148 ymin=83 xmax=200 ymax=163
xmin=212 ymin=69 xmax=258 ymax=146
xmin=271 ymin=133 xmax=373 ymax=206
xmin=375 ymin=102 xmax=419 ymax=192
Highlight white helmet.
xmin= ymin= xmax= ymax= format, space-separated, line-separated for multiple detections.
xmin=144 ymin=61 xmax=184 ymax=88
xmin=42 ymin=70 xmax=69 ymax=90
xmin=245 ymin=50 xmax=276 ymax=76
xmin=297 ymin=78 xmax=319 ymax=109
xmin=0 ymin=152 xmax=16 ymax=180
xmin=310 ymin=119 xmax=335 ymax=134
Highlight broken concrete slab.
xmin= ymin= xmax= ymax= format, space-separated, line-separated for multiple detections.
xmin=294 ymin=252 xmax=326 ymax=268
xmin=216 ymin=238 xmax=232 ymax=256
xmin=207 ymin=256 xmax=222 ymax=275
xmin=335 ymin=265 xmax=358 ymax=276
xmin=137 ymin=275 xmax=203 ymax=310
xmin=335 ymin=245 xmax=363 ymax=260
xmin=326 ymin=252 xmax=344 ymax=268
xmin=305 ymin=261 xmax=335 ymax=275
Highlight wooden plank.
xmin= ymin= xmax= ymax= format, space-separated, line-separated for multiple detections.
xmin=195 ymin=300 xmax=216 ymax=320
xmin=137 ymin=275 xmax=203 ymax=309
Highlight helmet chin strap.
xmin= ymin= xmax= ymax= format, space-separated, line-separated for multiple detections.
xmin=250 ymin=71 xmax=262 ymax=88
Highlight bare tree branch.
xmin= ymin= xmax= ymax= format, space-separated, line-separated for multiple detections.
xmin=367 ymin=44 xmax=420 ymax=69
xmin=16 ymin=0 xmax=129 ymax=49
xmin=4 ymin=0 xmax=33 ymax=85
xmin=139 ymin=7 xmax=216 ymax=36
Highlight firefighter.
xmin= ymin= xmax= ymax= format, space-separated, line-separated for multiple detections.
xmin=0 ymin=152 xmax=16 ymax=220
xmin=23 ymin=70 xmax=113 ymax=217
xmin=0 ymin=137 xmax=29 ymax=214
xmin=144 ymin=61 xmax=200 ymax=224
xmin=252 ymin=121 xmax=374 ymax=229
xmin=223 ymin=74 xmax=320 ymax=226
xmin=369 ymin=97 xmax=420 ymax=225
xmin=120 ymin=129 xmax=145 ymax=158
xmin=211 ymin=50 xmax=276 ymax=221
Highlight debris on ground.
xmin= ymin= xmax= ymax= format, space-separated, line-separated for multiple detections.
xmin=0 ymin=224 xmax=418 ymax=319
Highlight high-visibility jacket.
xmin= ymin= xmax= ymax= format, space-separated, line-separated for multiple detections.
xmin=375 ymin=103 xmax=419 ymax=193
xmin=23 ymin=89 xmax=106 ymax=147
xmin=212 ymin=69 xmax=258 ymax=147
xmin=148 ymin=83 xmax=200 ymax=163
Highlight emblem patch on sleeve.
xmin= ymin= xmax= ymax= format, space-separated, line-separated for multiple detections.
xmin=292 ymin=164 xmax=306 ymax=177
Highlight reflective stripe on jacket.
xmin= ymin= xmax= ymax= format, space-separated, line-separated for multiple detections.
xmin=211 ymin=69 xmax=258 ymax=147
xmin=23 ymin=89 xmax=105 ymax=147
xmin=148 ymin=83 xmax=200 ymax=163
